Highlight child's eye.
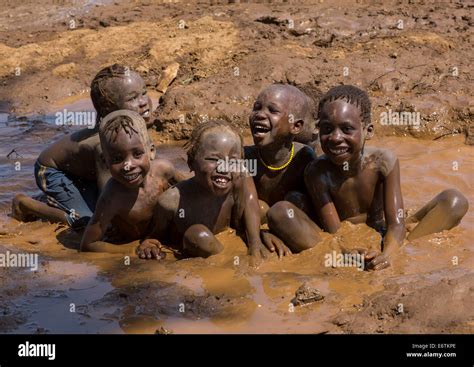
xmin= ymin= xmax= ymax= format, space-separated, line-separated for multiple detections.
xmin=342 ymin=126 xmax=354 ymax=133
xmin=205 ymin=158 xmax=219 ymax=162
xmin=269 ymin=107 xmax=279 ymax=114
xmin=142 ymin=90 xmax=147 ymax=96
xmin=320 ymin=124 xmax=332 ymax=134
xmin=112 ymin=155 xmax=123 ymax=164
xmin=133 ymin=151 xmax=144 ymax=159
xmin=252 ymin=102 xmax=261 ymax=111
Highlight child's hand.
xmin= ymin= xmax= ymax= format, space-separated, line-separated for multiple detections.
xmin=261 ymin=231 xmax=292 ymax=259
xmin=136 ymin=239 xmax=166 ymax=260
xmin=342 ymin=247 xmax=390 ymax=271
xmin=248 ymin=241 xmax=270 ymax=268
xmin=365 ymin=251 xmax=390 ymax=271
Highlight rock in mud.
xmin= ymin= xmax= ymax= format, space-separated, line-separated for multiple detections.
xmin=291 ymin=283 xmax=324 ymax=307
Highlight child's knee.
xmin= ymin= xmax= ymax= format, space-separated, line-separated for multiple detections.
xmin=267 ymin=201 xmax=297 ymax=227
xmin=183 ymin=224 xmax=223 ymax=257
xmin=439 ymin=189 xmax=469 ymax=220
xmin=259 ymin=200 xmax=269 ymax=225
xmin=13 ymin=193 xmax=27 ymax=205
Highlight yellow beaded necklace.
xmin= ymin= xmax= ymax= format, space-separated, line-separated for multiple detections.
xmin=257 ymin=143 xmax=295 ymax=171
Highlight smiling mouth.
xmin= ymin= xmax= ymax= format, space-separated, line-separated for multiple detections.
xmin=251 ymin=122 xmax=271 ymax=137
xmin=123 ymin=171 xmax=141 ymax=182
xmin=328 ymin=146 xmax=350 ymax=156
xmin=211 ymin=174 xmax=231 ymax=188
xmin=140 ymin=109 xmax=150 ymax=118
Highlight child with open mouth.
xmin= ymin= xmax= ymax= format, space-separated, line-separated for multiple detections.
xmin=268 ymin=85 xmax=469 ymax=270
xmin=80 ymin=110 xmax=182 ymax=254
xmin=12 ymin=64 xmax=155 ymax=228
xmin=138 ymin=120 xmax=275 ymax=266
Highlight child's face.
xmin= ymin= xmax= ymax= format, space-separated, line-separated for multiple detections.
xmin=191 ymin=129 xmax=242 ymax=196
xmin=249 ymin=88 xmax=299 ymax=147
xmin=103 ymin=129 xmax=152 ymax=188
xmin=319 ymin=99 xmax=372 ymax=166
xmin=105 ymin=72 xmax=153 ymax=127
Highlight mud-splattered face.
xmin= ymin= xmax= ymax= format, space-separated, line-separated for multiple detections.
xmin=102 ymin=129 xmax=152 ymax=189
xmin=191 ymin=128 xmax=242 ymax=196
xmin=319 ymin=99 xmax=373 ymax=166
xmin=249 ymin=86 xmax=301 ymax=147
xmin=103 ymin=72 xmax=153 ymax=127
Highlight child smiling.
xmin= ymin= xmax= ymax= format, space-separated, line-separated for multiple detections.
xmin=12 ymin=64 xmax=155 ymax=227
xmin=80 ymin=110 xmax=181 ymax=254
xmin=138 ymin=120 xmax=272 ymax=264
xmin=268 ymin=85 xmax=469 ymax=269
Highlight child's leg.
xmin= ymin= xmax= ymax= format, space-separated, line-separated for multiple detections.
xmin=12 ymin=194 xmax=68 ymax=224
xmin=407 ymin=189 xmax=469 ymax=240
xmin=182 ymin=224 xmax=224 ymax=258
xmin=259 ymin=200 xmax=269 ymax=224
xmin=35 ymin=162 xmax=97 ymax=227
xmin=267 ymin=200 xmax=321 ymax=253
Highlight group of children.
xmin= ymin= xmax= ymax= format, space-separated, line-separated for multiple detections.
xmin=12 ymin=64 xmax=469 ymax=270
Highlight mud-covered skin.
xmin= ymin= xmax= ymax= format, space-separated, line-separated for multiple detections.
xmin=245 ymin=84 xmax=316 ymax=209
xmin=304 ymin=98 xmax=468 ymax=271
xmin=80 ymin=127 xmax=180 ymax=254
xmin=12 ymin=70 xmax=156 ymax=224
xmin=143 ymin=127 xmax=271 ymax=265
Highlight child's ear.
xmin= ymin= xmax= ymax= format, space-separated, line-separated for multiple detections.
xmin=365 ymin=123 xmax=374 ymax=140
xmin=149 ymin=143 xmax=156 ymax=160
xmin=290 ymin=119 xmax=304 ymax=135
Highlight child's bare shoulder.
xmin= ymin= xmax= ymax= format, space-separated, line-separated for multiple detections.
xmin=294 ymin=142 xmax=316 ymax=161
xmin=364 ymin=146 xmax=398 ymax=177
xmin=156 ymin=184 xmax=180 ymax=213
xmin=304 ymin=155 xmax=332 ymax=183
xmin=150 ymin=158 xmax=175 ymax=179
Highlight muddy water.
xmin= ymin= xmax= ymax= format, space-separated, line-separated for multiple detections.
xmin=0 ymin=109 xmax=472 ymax=333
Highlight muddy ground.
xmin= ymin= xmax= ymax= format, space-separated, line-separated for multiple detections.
xmin=0 ymin=0 xmax=473 ymax=334
xmin=0 ymin=0 xmax=473 ymax=140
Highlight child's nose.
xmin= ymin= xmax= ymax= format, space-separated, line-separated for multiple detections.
xmin=330 ymin=129 xmax=344 ymax=142
xmin=138 ymin=95 xmax=148 ymax=107
xmin=122 ymin=159 xmax=134 ymax=172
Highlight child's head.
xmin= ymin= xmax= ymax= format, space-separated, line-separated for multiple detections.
xmin=317 ymin=85 xmax=373 ymax=165
xmin=186 ymin=120 xmax=243 ymax=196
xmin=91 ymin=64 xmax=153 ymax=127
xmin=249 ymin=84 xmax=311 ymax=148
xmin=99 ymin=110 xmax=155 ymax=188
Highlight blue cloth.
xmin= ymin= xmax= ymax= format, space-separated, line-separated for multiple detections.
xmin=34 ymin=160 xmax=97 ymax=227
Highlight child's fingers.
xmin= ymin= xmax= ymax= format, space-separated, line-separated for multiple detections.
xmin=367 ymin=255 xmax=389 ymax=271
xmin=145 ymin=247 xmax=153 ymax=259
xmin=151 ymin=247 xmax=161 ymax=260
xmin=365 ymin=250 xmax=379 ymax=261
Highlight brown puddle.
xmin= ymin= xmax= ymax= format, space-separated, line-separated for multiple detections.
xmin=0 ymin=115 xmax=473 ymax=333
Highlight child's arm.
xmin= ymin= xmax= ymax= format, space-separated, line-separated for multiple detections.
xmin=155 ymin=159 xmax=190 ymax=185
xmin=304 ymin=162 xmax=341 ymax=233
xmin=366 ymin=158 xmax=405 ymax=270
xmin=80 ymin=184 xmax=128 ymax=253
xmin=241 ymin=176 xmax=290 ymax=265
xmin=243 ymin=176 xmax=267 ymax=266
xmin=136 ymin=190 xmax=176 ymax=259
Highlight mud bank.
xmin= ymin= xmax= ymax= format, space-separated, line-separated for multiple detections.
xmin=0 ymin=0 xmax=472 ymax=141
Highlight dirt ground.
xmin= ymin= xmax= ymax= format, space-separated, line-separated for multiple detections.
xmin=0 ymin=0 xmax=472 ymax=140
xmin=0 ymin=0 xmax=473 ymax=334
